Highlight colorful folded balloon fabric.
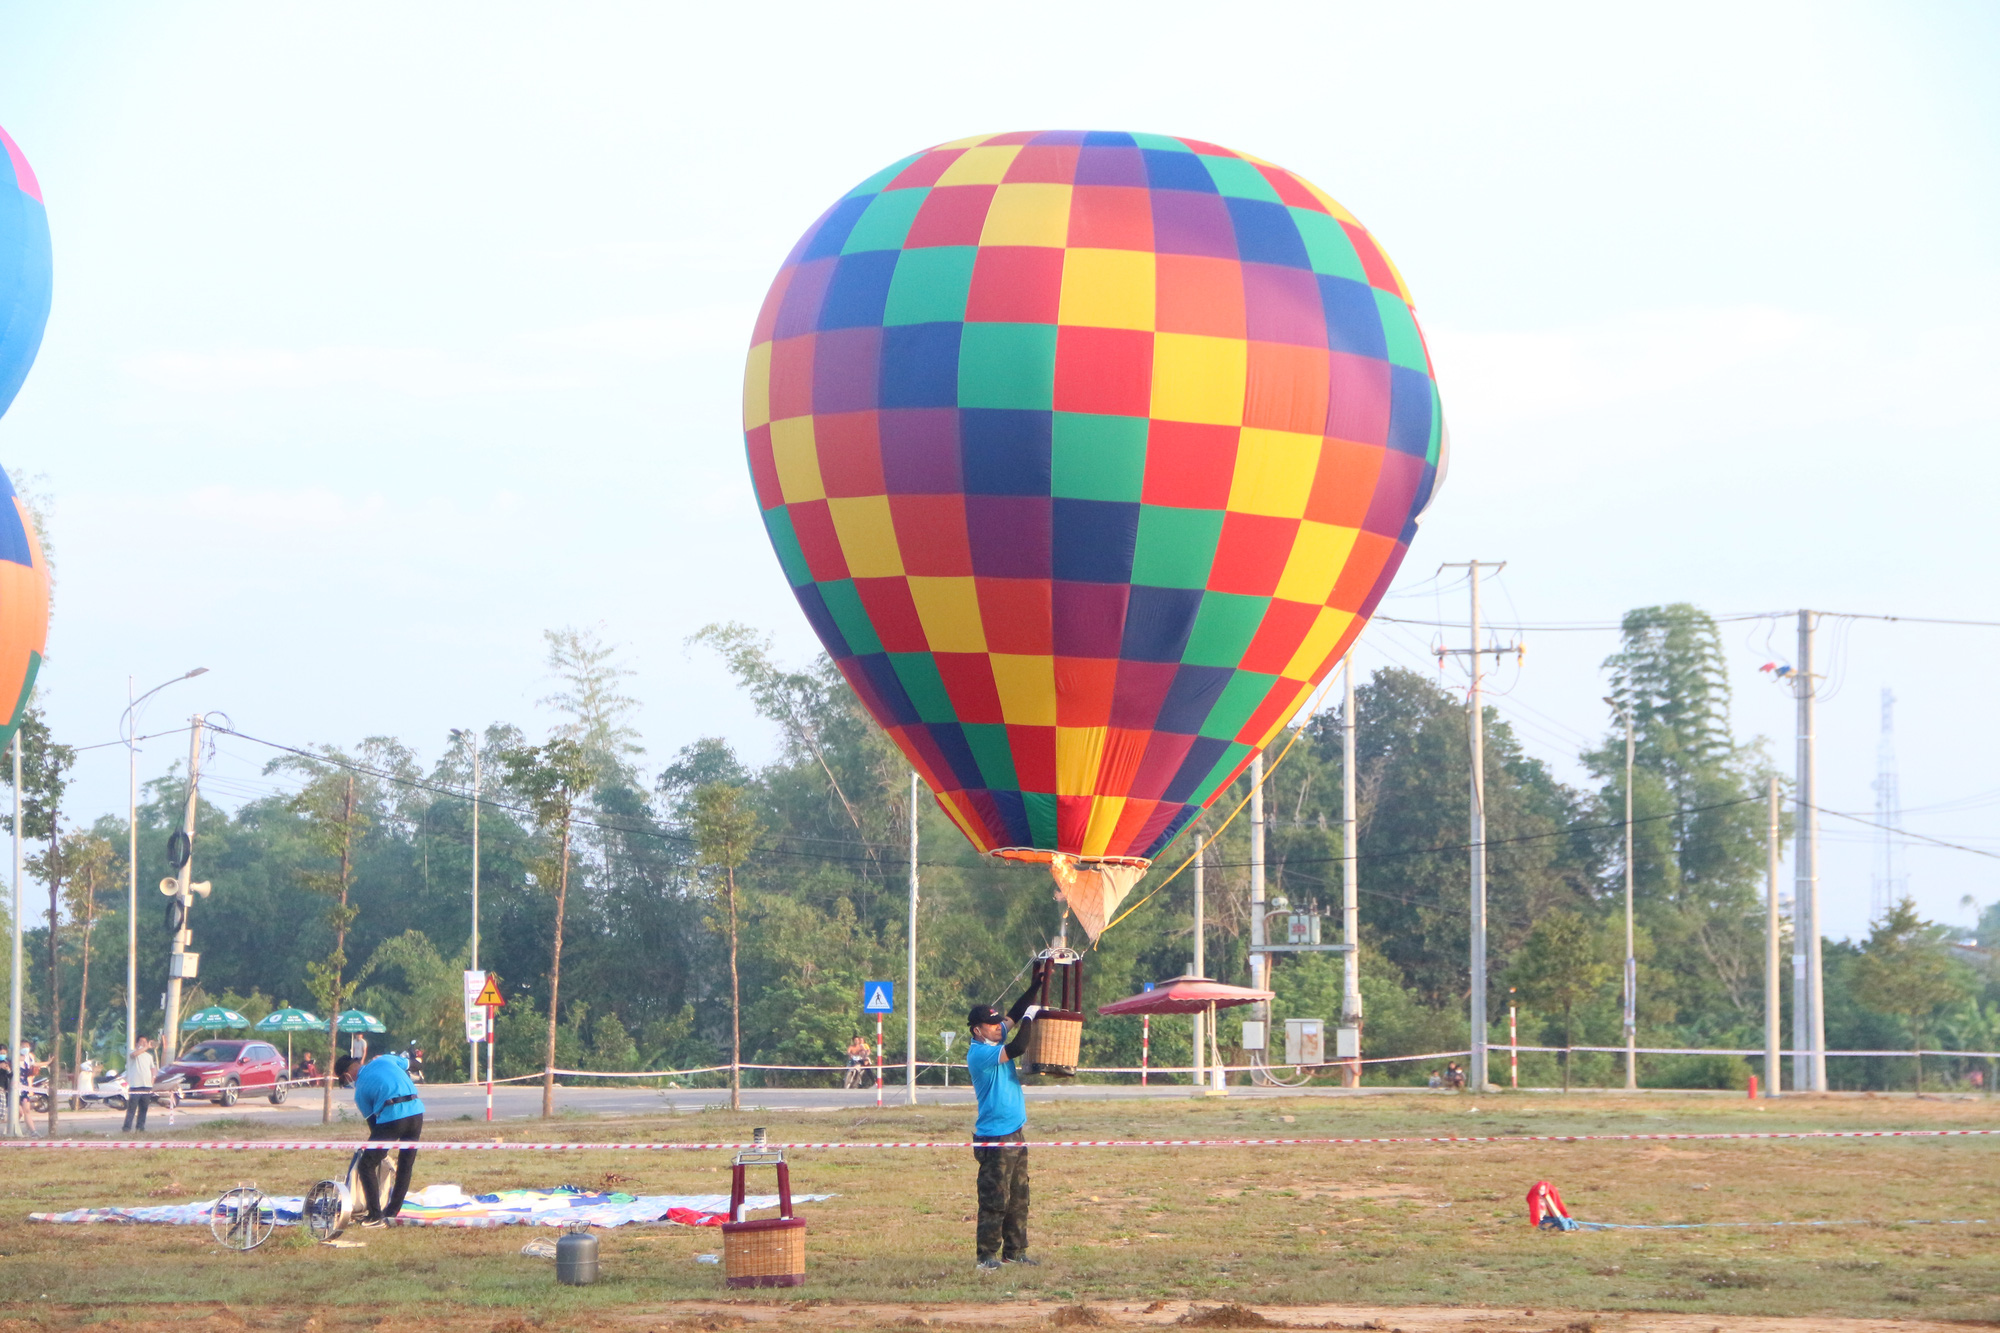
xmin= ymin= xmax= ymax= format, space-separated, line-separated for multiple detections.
xmin=28 ymin=1184 xmax=831 ymax=1229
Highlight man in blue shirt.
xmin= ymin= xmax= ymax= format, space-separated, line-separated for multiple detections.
xmin=336 ymin=1051 xmax=425 ymax=1226
xmin=966 ymin=960 xmax=1047 ymax=1271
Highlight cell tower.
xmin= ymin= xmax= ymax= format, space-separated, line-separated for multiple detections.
xmin=1871 ymin=687 xmax=1904 ymax=921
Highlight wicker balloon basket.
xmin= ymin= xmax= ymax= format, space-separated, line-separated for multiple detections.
xmin=1025 ymin=950 xmax=1086 ymax=1077
xmin=1024 ymin=1009 xmax=1083 ymax=1077
xmin=722 ymin=1136 xmax=806 ymax=1288
xmin=723 ymin=1216 xmax=806 ymax=1287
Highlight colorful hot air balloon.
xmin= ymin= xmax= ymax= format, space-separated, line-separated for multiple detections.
xmin=742 ymin=131 xmax=1444 ymax=938
xmin=0 ymin=122 xmax=53 ymax=746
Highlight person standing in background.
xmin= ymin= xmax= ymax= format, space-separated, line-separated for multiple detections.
xmin=121 ymin=1036 xmax=157 ymax=1133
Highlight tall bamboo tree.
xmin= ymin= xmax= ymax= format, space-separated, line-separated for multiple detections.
xmin=58 ymin=832 xmax=119 ymax=1087
xmin=16 ymin=708 xmax=73 ymax=1131
xmin=290 ymin=771 xmax=368 ymax=1123
xmin=692 ymin=783 xmax=757 ymax=1111
xmin=500 ymin=737 xmax=596 ymax=1117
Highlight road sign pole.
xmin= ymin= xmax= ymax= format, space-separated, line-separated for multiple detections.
xmin=485 ymin=1006 xmax=495 ymax=1122
xmin=1141 ymin=1015 xmax=1150 ymax=1087
xmin=874 ymin=1014 xmax=883 ymax=1108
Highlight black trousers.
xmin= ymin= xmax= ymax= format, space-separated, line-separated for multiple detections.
xmin=360 ymin=1113 xmax=423 ymax=1219
xmin=973 ymin=1131 xmax=1029 ymax=1260
xmin=122 ymin=1088 xmax=151 ymax=1131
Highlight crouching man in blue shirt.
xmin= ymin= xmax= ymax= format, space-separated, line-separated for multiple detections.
xmin=966 ymin=960 xmax=1049 ymax=1272
xmin=336 ymin=1051 xmax=425 ymax=1226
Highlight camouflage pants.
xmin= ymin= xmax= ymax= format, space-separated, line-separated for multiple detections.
xmin=974 ymin=1132 xmax=1029 ymax=1260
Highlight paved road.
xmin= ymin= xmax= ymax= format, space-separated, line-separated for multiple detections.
xmin=21 ymin=1077 xmax=1418 ymax=1135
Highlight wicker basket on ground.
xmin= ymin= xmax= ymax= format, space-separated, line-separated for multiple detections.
xmin=721 ymin=1133 xmax=805 ymax=1288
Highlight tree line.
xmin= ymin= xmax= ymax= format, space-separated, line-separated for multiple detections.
xmin=2 ymin=607 xmax=1993 ymax=1113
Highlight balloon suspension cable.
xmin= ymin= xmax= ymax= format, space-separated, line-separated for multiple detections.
xmin=990 ymin=955 xmax=1036 ymax=1008
xmin=1098 ymin=658 xmax=1350 ymax=937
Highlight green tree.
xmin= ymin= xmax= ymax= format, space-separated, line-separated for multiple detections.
xmin=691 ymin=622 xmax=870 ymax=838
xmin=16 ymin=707 xmax=74 ymax=1131
xmin=1508 ymin=909 xmax=1614 ymax=1092
xmin=539 ymin=625 xmax=643 ymax=785
xmin=500 ymin=736 xmax=596 ymax=1117
xmin=288 ymin=770 xmax=368 ymax=1122
xmin=589 ymin=1009 xmax=639 ymax=1076
xmin=692 ymin=782 xmax=758 ymax=1110
xmin=57 ymin=831 xmax=119 ymax=1086
xmin=1852 ymin=898 xmax=1973 ymax=1091
xmin=352 ymin=930 xmax=463 ymax=1062
xmin=1587 ymin=605 xmax=1779 ymax=1039
xmin=1293 ymin=668 xmax=1597 ymax=1008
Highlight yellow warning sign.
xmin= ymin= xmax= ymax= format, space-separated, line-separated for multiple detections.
xmin=475 ymin=975 xmax=505 ymax=1008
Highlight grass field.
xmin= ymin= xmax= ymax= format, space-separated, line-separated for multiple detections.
xmin=1 ymin=1093 xmax=1995 ymax=1330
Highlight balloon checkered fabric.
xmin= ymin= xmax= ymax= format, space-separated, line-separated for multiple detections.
xmin=0 ymin=123 xmax=52 ymax=753
xmin=743 ymin=131 xmax=1443 ymax=868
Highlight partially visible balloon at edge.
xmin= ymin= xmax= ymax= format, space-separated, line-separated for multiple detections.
xmin=0 ymin=121 xmax=54 ymax=751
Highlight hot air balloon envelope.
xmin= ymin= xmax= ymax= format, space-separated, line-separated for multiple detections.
xmin=0 ymin=124 xmax=50 ymax=420
xmin=743 ymin=132 xmax=1443 ymax=936
xmin=0 ymin=123 xmax=52 ymax=754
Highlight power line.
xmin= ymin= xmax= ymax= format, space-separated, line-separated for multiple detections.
xmin=1809 ymin=801 xmax=2000 ymax=863
xmin=202 ymin=723 xmax=981 ymax=873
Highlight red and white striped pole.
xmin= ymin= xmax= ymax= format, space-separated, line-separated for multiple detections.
xmin=485 ymin=1005 xmax=496 ymax=1122
xmin=875 ymin=1014 xmax=884 ymax=1109
xmin=1141 ymin=1015 xmax=1150 ymax=1087
xmin=1508 ymin=995 xmax=1518 ymax=1090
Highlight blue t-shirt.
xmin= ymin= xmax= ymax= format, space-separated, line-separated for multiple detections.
xmin=967 ymin=1037 xmax=1025 ymax=1138
xmin=353 ymin=1053 xmax=424 ymax=1125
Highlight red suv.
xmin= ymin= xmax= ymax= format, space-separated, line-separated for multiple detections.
xmin=159 ymin=1040 xmax=288 ymax=1107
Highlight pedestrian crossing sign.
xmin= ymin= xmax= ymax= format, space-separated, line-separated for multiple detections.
xmin=862 ymin=982 xmax=894 ymax=1014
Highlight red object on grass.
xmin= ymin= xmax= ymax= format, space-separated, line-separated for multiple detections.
xmin=1527 ymin=1180 xmax=1571 ymax=1227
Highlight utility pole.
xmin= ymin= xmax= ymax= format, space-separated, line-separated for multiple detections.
xmin=1796 ymin=611 xmax=1826 ymax=1091
xmin=1438 ymin=560 xmax=1515 ymax=1091
xmin=906 ymin=771 xmax=918 ymax=1105
xmin=470 ymin=730 xmax=481 ymax=1083
xmin=1248 ymin=755 xmax=1266 ymax=1034
xmin=1340 ymin=649 xmax=1363 ymax=1088
xmin=127 ymin=679 xmax=137 ymax=1082
xmin=1765 ymin=773 xmax=1781 ymax=1097
xmin=123 ymin=668 xmax=205 ymax=1083
xmin=161 ymin=716 xmax=207 ymax=1059
xmin=1620 ymin=705 xmax=1637 ymax=1091
xmin=1191 ymin=833 xmax=1205 ymax=1089
xmin=6 ymin=733 xmax=19 ymax=1138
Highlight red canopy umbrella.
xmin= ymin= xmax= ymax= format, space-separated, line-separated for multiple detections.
xmin=1097 ymin=977 xmax=1273 ymax=1016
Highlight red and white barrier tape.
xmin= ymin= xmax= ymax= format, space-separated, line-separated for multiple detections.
xmin=383 ymin=1044 xmax=2000 ymax=1086
xmin=1 ymin=1128 xmax=1994 ymax=1152
xmin=1503 ymin=1045 xmax=2000 ymax=1059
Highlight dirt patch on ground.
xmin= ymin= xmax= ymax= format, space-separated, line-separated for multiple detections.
xmin=0 ymin=1304 xmax=1987 ymax=1333
xmin=1175 ymin=1305 xmax=1276 ymax=1328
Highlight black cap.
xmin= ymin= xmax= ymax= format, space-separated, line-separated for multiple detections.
xmin=967 ymin=1004 xmax=1004 ymax=1028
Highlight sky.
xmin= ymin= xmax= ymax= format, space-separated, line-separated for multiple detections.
xmin=0 ymin=1 xmax=1994 ymax=943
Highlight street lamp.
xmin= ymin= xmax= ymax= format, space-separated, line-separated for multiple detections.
xmin=1604 ymin=695 xmax=1636 ymax=1091
xmin=123 ymin=669 xmax=207 ymax=1063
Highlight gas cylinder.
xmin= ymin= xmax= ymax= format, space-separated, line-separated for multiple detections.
xmin=556 ymin=1227 xmax=599 ymax=1285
